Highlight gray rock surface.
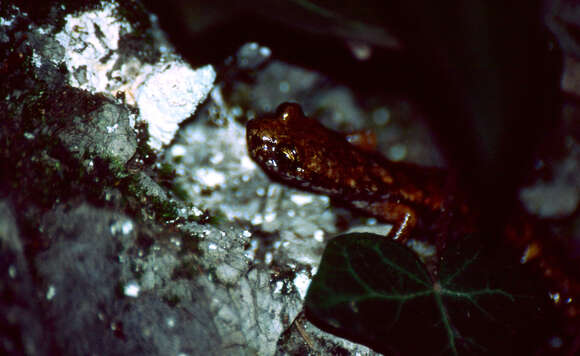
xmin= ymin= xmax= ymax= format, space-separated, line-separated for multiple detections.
xmin=35 ymin=204 xmax=223 ymax=356
xmin=58 ymin=102 xmax=137 ymax=164
xmin=0 ymin=201 xmax=51 ymax=356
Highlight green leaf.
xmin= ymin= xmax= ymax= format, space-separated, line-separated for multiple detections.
xmin=304 ymin=233 xmax=553 ymax=355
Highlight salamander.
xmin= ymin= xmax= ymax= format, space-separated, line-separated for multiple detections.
xmin=246 ymin=102 xmax=580 ymax=320
xmin=246 ymin=102 xmax=471 ymax=242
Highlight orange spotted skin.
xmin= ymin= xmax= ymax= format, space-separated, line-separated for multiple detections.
xmin=246 ymin=102 xmax=469 ymax=240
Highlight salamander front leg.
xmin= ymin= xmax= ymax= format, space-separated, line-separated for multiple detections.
xmin=352 ymin=200 xmax=418 ymax=242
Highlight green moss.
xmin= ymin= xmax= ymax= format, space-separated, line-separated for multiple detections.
xmin=170 ymin=182 xmax=190 ymax=202
xmin=151 ymin=162 xmax=191 ymax=202
xmin=134 ymin=121 xmax=157 ymax=165
xmin=107 ymin=157 xmax=130 ymax=178
xmin=115 ymin=172 xmax=184 ymax=224
xmin=154 ymin=197 xmax=180 ymax=221
xmin=157 ymin=162 xmax=175 ymax=179
xmin=122 ymin=174 xmax=142 ymax=196
xmin=205 ymin=209 xmax=227 ymax=226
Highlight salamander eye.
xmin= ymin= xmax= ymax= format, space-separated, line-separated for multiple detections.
xmin=273 ymin=143 xmax=299 ymax=173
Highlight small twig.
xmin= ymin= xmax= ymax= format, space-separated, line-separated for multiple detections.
xmin=295 ymin=312 xmax=315 ymax=351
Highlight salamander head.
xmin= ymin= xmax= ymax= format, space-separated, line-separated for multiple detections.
xmin=247 ymin=102 xmax=362 ymax=193
xmin=246 ymin=103 xmax=314 ymax=183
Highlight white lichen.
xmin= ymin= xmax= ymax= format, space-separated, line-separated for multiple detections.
xmin=135 ymin=62 xmax=216 ymax=150
xmin=54 ymin=2 xmax=133 ymax=92
xmin=52 ymin=1 xmax=216 ymax=151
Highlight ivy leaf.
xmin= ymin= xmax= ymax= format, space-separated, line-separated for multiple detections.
xmin=304 ymin=233 xmax=553 ymax=355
